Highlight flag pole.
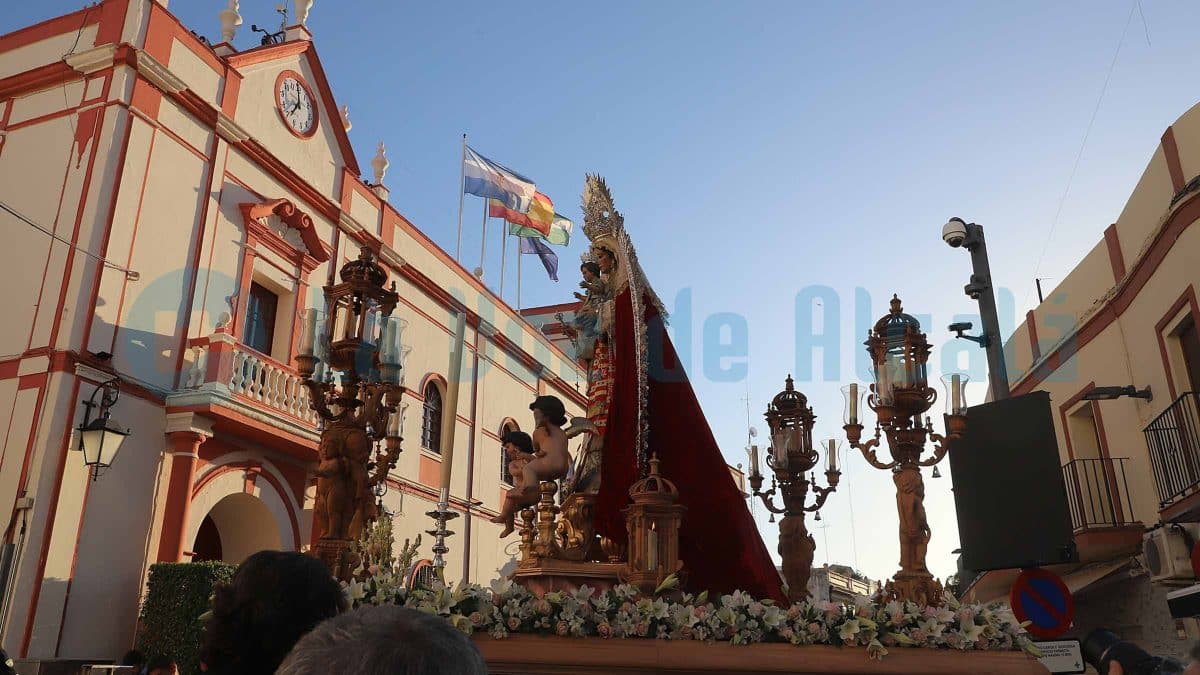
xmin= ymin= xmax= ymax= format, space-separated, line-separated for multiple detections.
xmin=517 ymin=244 xmax=523 ymax=311
xmin=476 ymin=199 xmax=488 ymax=279
xmin=455 ymin=134 xmax=466 ymax=263
xmin=499 ymin=223 xmax=509 ymax=298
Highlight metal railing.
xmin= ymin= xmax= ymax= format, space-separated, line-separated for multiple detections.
xmin=1061 ymin=457 xmax=1135 ymax=530
xmin=1143 ymin=392 xmax=1200 ymax=507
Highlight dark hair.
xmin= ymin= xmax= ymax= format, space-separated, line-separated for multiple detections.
xmin=580 ymin=261 xmax=601 ymax=277
xmin=277 ymin=605 xmax=488 ymax=675
xmin=144 ymin=655 xmax=174 ymax=674
xmin=199 ymin=551 xmax=346 ymax=675
xmin=529 ymin=395 xmax=567 ymax=426
xmin=595 ymin=246 xmax=614 ymax=261
xmin=501 ymin=430 xmax=533 ymax=454
xmin=120 ymin=650 xmax=145 ymax=666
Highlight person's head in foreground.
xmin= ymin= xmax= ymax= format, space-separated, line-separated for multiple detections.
xmin=277 ymin=605 xmax=489 ymax=675
xmin=142 ymin=655 xmax=176 ymax=675
xmin=199 ymin=550 xmax=346 ymax=675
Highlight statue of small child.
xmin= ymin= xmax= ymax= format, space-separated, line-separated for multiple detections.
xmin=564 ymin=261 xmax=609 ymax=360
xmin=491 ymin=396 xmax=571 ymax=537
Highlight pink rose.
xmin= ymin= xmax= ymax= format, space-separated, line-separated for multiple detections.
xmin=556 ymin=621 xmax=570 ymax=636
xmin=779 ymin=627 xmax=795 ymax=641
xmin=507 ymin=616 xmax=520 ymax=631
xmin=807 ymin=622 xmax=821 ymax=634
xmin=597 ymin=622 xmax=613 ymax=639
xmin=910 ymin=629 xmax=928 ymax=643
xmin=469 ymin=612 xmax=485 ymax=627
xmin=535 ymin=599 xmax=552 ymax=615
xmin=635 ymin=622 xmax=649 ymax=637
xmin=680 ymin=626 xmax=695 ymax=640
xmin=621 ymin=601 xmax=635 ymax=614
xmin=694 ymin=605 xmax=709 ymax=619
xmin=787 ymin=605 xmax=802 ymax=620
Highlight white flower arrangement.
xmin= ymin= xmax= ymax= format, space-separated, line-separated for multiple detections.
xmin=344 ymin=570 xmax=1041 ymax=661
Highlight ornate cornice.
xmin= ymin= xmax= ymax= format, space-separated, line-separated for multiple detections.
xmin=64 ymin=44 xmax=117 ymax=75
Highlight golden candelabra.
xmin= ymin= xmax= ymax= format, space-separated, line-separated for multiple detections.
xmin=842 ymin=295 xmax=968 ymax=606
xmin=748 ymin=376 xmax=840 ymax=603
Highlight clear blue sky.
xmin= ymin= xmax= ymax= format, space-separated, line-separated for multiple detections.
xmin=7 ymin=0 xmax=1199 ymax=584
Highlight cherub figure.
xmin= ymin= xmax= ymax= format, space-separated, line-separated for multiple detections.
xmin=491 ymin=396 xmax=571 ymax=537
xmin=496 ymin=430 xmax=535 ymax=537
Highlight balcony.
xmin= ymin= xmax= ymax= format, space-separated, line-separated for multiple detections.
xmin=1144 ymin=392 xmax=1200 ymax=521
xmin=166 ymin=330 xmax=320 ymax=456
xmin=1061 ymin=457 xmax=1143 ymax=561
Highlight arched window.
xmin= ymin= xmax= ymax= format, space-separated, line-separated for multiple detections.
xmin=500 ymin=420 xmax=519 ymax=485
xmin=421 ymin=381 xmax=443 ymax=453
xmin=409 ymin=559 xmax=436 ymax=590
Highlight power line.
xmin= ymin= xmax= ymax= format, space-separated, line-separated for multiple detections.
xmin=0 ymin=200 xmax=139 ymax=280
xmin=1025 ymin=1 xmax=1137 ymax=310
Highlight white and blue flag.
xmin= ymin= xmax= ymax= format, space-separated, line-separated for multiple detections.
xmin=463 ymin=146 xmax=536 ymax=214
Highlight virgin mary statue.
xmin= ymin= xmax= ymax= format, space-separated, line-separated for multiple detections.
xmin=563 ymin=176 xmax=783 ymax=603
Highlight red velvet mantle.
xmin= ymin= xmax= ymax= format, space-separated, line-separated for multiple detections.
xmin=594 ymin=288 xmax=784 ymax=603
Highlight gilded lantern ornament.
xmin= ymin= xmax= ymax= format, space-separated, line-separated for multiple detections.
xmin=621 ymin=455 xmax=686 ymax=594
xmin=296 ymin=247 xmax=409 ymax=581
xmin=748 ymin=375 xmax=839 ymax=602
xmin=842 ymin=295 xmax=967 ymax=605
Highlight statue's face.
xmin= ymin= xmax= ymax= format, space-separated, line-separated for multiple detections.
xmin=596 ymin=250 xmax=615 ymax=273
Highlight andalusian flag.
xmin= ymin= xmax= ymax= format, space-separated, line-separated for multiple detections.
xmin=490 ymin=191 xmax=554 ymax=236
xmin=508 ymin=214 xmax=573 ymax=246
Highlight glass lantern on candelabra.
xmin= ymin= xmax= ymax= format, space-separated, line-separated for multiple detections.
xmin=295 ymin=247 xmax=410 ymax=579
xmin=747 ymin=375 xmax=840 ymax=602
xmin=840 ymin=294 xmax=968 ymax=606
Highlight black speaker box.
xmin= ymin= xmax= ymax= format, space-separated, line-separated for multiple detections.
xmin=948 ymin=390 xmax=1078 ymax=571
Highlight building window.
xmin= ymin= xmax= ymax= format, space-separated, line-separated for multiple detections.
xmin=244 ymin=281 xmax=279 ymax=355
xmin=422 ymin=382 xmax=443 ymax=453
xmin=500 ymin=421 xmax=518 ymax=485
xmin=410 ymin=559 xmax=436 ymax=589
xmin=1176 ymin=315 xmax=1200 ymax=393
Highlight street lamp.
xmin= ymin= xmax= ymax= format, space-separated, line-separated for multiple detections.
xmin=296 ymin=246 xmax=409 ymax=580
xmin=942 ymin=217 xmax=1010 ymax=400
xmin=748 ymin=375 xmax=840 ymax=603
xmin=76 ymin=378 xmax=129 ymax=481
xmin=842 ymin=295 xmax=967 ymax=606
xmin=1082 ymin=385 xmax=1153 ymax=402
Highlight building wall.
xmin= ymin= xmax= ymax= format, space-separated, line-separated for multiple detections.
xmin=1000 ymin=95 xmax=1200 ymax=661
xmin=0 ymin=0 xmax=586 ymax=660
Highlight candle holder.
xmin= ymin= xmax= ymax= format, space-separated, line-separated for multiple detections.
xmin=620 ymin=455 xmax=686 ymax=595
xmin=747 ymin=375 xmax=840 ymax=603
xmin=297 ymin=247 xmax=408 ymax=581
xmin=841 ymin=295 xmax=967 ymax=606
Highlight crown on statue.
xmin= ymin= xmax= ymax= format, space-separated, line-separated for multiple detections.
xmin=581 ymin=174 xmax=624 ymax=243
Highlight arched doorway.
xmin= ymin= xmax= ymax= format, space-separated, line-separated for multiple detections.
xmin=191 ymin=492 xmax=282 ymax=564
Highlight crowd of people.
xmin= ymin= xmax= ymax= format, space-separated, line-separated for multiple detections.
xmin=198 ymin=551 xmax=486 ymax=675
xmin=0 ymin=550 xmax=486 ymax=675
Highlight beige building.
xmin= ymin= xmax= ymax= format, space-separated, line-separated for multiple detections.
xmin=969 ymin=97 xmax=1200 ymax=657
xmin=0 ymin=0 xmax=585 ymax=662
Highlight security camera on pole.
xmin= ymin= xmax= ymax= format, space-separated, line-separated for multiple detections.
xmin=941 ymin=217 xmax=1010 ymax=400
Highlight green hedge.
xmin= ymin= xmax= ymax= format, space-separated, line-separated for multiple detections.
xmin=137 ymin=561 xmax=236 ymax=675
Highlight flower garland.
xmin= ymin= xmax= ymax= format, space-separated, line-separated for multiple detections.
xmin=345 ymin=573 xmax=1041 ymax=661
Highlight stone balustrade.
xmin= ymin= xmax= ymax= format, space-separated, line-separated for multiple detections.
xmin=183 ymin=331 xmax=318 ymax=425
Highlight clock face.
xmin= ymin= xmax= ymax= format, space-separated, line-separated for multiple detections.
xmin=276 ymin=71 xmax=317 ymax=138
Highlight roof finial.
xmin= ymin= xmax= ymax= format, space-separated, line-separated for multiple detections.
xmin=219 ymin=0 xmax=242 ymax=43
xmin=372 ymin=141 xmax=389 ymax=185
xmin=293 ymin=0 xmax=313 ymax=26
xmin=340 ymin=105 xmax=351 ymax=132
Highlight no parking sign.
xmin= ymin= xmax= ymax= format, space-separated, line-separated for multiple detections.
xmin=1010 ymin=568 xmax=1075 ymax=639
